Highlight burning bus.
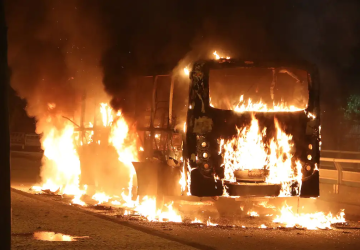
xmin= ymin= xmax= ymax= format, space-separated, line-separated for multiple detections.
xmin=28 ymin=52 xmax=348 ymax=227
xmin=186 ymin=58 xmax=320 ymax=198
xmin=33 ymin=53 xmax=320 ymax=210
xmin=133 ymin=57 xmax=320 ymax=200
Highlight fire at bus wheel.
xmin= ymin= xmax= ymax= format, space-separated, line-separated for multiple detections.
xmin=132 ymin=161 xmax=182 ymax=210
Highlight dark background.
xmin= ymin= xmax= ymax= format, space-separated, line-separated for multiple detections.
xmin=4 ymin=0 xmax=360 ymax=149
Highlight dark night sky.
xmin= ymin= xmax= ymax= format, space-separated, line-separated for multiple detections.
xmin=4 ymin=0 xmax=360 ymax=146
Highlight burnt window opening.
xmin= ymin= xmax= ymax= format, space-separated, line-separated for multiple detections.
xmin=209 ymin=67 xmax=309 ymax=111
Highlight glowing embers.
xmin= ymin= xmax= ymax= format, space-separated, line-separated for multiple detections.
xmin=233 ymin=95 xmax=303 ymax=113
xmin=219 ymin=115 xmax=302 ymax=196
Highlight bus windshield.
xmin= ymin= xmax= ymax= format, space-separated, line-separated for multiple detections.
xmin=209 ymin=67 xmax=309 ymax=112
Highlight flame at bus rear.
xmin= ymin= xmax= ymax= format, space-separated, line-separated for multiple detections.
xmin=220 ymin=114 xmax=302 ymax=196
xmin=234 ymin=95 xmax=302 ymax=112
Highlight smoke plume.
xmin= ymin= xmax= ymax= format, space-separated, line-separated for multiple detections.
xmin=6 ymin=0 xmax=108 ymax=133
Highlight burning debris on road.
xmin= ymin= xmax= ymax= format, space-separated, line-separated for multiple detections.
xmin=29 ymin=184 xmax=348 ymax=231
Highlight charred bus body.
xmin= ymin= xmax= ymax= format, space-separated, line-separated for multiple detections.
xmin=133 ymin=58 xmax=320 ymax=200
xmin=186 ymin=59 xmax=320 ymax=198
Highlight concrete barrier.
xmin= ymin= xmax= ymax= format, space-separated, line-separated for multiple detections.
xmin=10 ymin=132 xmax=25 ymax=149
xmin=25 ymin=134 xmax=41 ymax=147
xmin=10 ymin=133 xmax=41 ymax=152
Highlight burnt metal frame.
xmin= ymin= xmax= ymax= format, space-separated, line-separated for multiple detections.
xmin=71 ymin=74 xmax=179 ymax=158
xmin=185 ymin=58 xmax=321 ymax=197
xmin=132 ymin=74 xmax=183 ymax=199
xmin=134 ymin=74 xmax=179 ymax=158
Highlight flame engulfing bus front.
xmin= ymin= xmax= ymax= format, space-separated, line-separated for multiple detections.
xmin=185 ymin=59 xmax=320 ymax=198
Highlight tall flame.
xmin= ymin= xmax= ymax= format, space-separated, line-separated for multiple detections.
xmin=108 ymin=111 xmax=138 ymax=205
xmin=220 ymin=115 xmax=302 ymax=196
xmin=35 ymin=122 xmax=86 ymax=205
xmin=100 ymin=103 xmax=113 ymax=127
xmin=41 ymin=124 xmax=81 ymax=193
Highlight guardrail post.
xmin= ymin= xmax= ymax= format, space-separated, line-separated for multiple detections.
xmin=320 ymin=155 xmax=360 ymax=194
xmin=334 ymin=161 xmax=343 ymax=193
xmin=334 ymin=161 xmax=343 ymax=185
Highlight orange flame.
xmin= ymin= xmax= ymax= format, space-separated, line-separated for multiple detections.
xmin=191 ymin=218 xmax=203 ymax=223
xmin=206 ymin=217 xmax=218 ymax=226
xmin=184 ymin=67 xmax=190 ymax=76
xmin=213 ymin=51 xmax=230 ymax=60
xmin=100 ymin=103 xmax=113 ymax=127
xmin=179 ymin=163 xmax=186 ymax=193
xmin=233 ymin=95 xmax=302 ymax=112
xmin=92 ymin=192 xmax=111 ymax=204
xmin=38 ymin=123 xmax=86 ymax=205
xmin=273 ymin=204 xmax=345 ymax=229
xmin=220 ymin=115 xmax=302 ymax=196
xmin=33 ymin=101 xmax=185 ymax=222
xmin=133 ymin=196 xmax=182 ymax=222
xmin=109 ymin=111 xmax=138 ymax=204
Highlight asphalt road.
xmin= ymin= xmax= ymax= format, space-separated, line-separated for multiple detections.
xmin=11 ymin=189 xmax=195 ymax=250
xmin=10 ymin=152 xmax=360 ymax=250
xmin=12 ymin=188 xmax=360 ymax=250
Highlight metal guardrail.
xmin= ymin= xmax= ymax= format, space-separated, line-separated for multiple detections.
xmin=320 ymin=153 xmax=360 ymax=185
xmin=10 ymin=132 xmax=25 ymax=149
xmin=10 ymin=132 xmax=41 ymax=151
xmin=322 ymin=150 xmax=360 ymax=155
xmin=8 ymin=137 xmax=360 ymax=185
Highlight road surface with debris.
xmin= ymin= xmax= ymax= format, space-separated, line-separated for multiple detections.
xmin=12 ymin=188 xmax=360 ymax=250
xmin=10 ymin=152 xmax=360 ymax=250
xmin=12 ymin=189 xmax=198 ymax=250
